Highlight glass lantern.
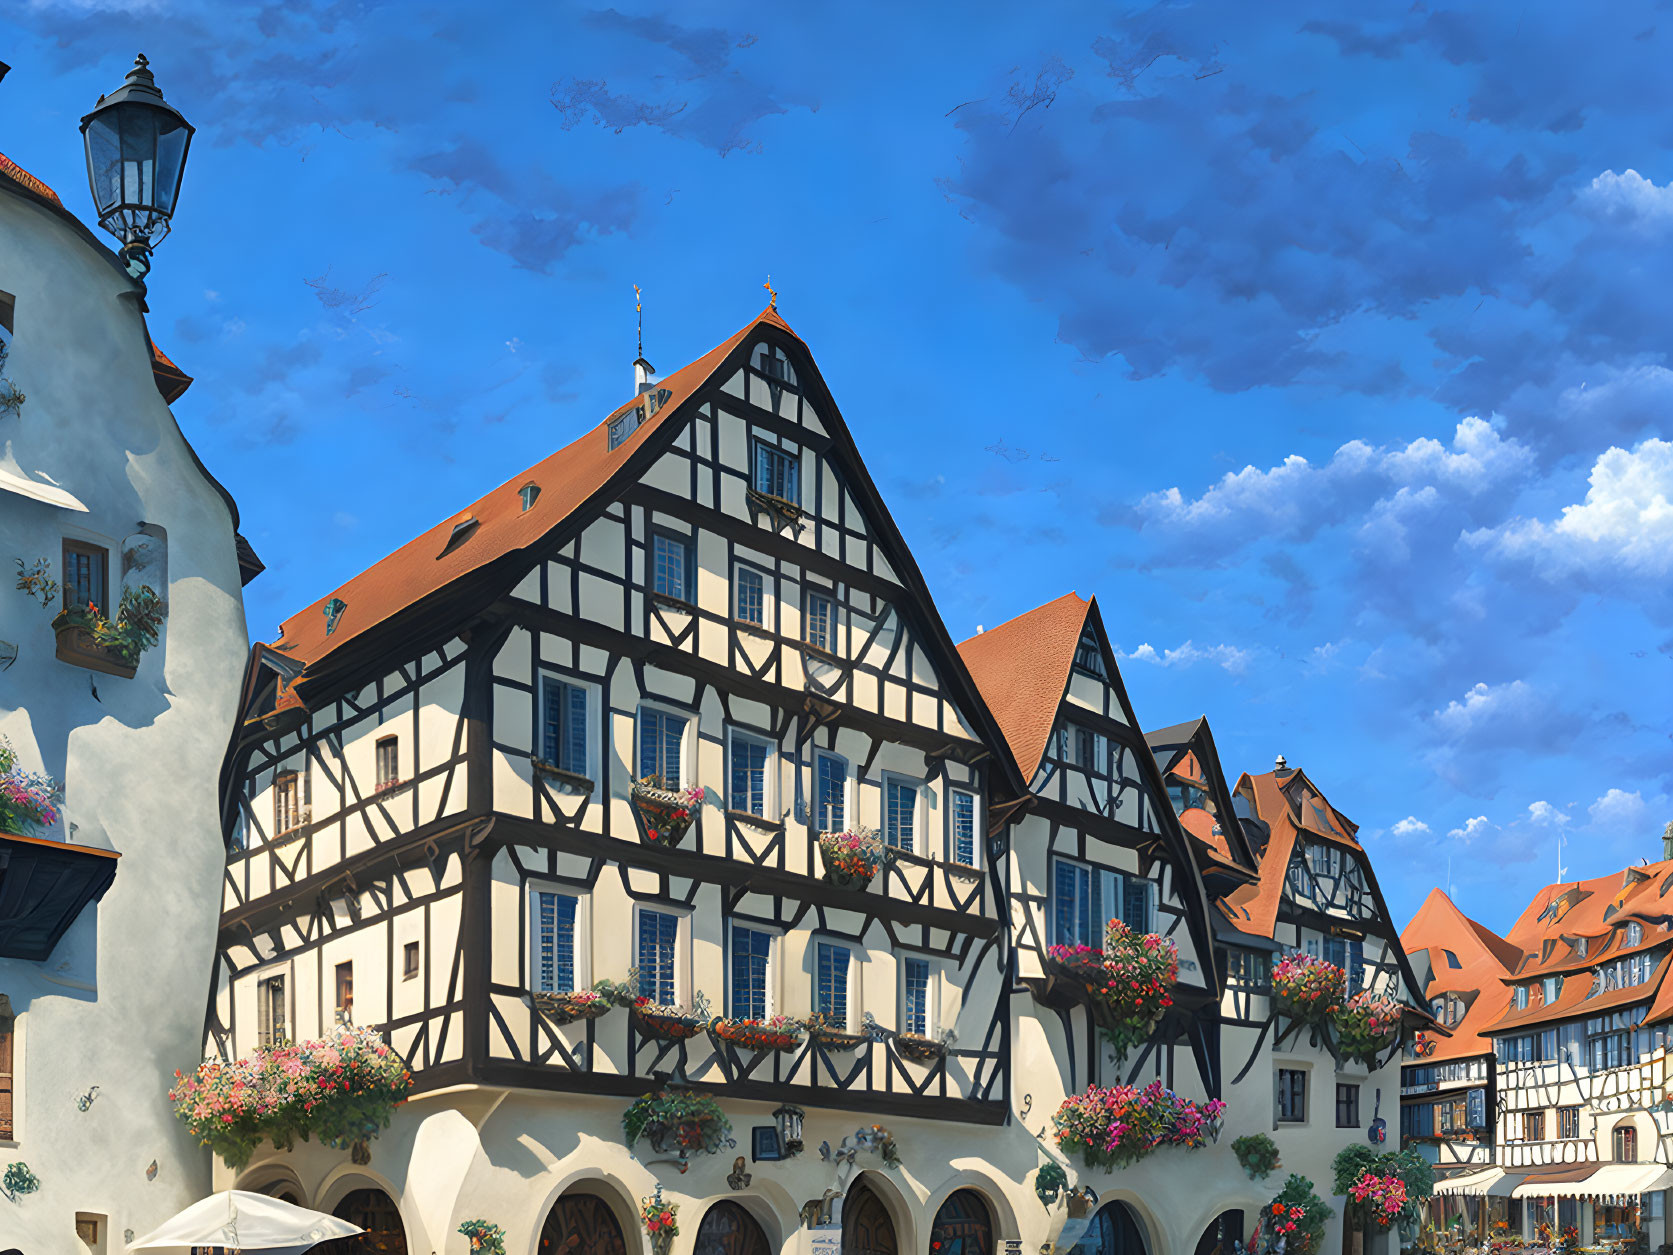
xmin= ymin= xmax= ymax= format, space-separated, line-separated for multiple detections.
xmin=80 ymin=54 xmax=193 ymax=276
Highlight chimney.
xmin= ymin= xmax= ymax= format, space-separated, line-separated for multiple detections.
xmin=1275 ymin=754 xmax=1288 ymax=771
xmin=634 ymin=357 xmax=656 ymax=396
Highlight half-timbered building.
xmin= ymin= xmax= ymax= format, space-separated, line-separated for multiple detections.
xmin=1441 ymin=863 xmax=1673 ymax=1249
xmin=211 ymin=306 xmax=1048 ymax=1255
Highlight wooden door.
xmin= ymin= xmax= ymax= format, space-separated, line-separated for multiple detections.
xmin=930 ymin=1190 xmax=993 ymax=1255
xmin=693 ymin=1201 xmax=771 ymax=1255
xmin=318 ymin=1189 xmax=408 ymax=1255
xmin=843 ymin=1177 xmax=899 ymax=1255
xmin=1073 ymin=1203 xmax=1147 ymax=1255
xmin=540 ymin=1192 xmax=628 ymax=1255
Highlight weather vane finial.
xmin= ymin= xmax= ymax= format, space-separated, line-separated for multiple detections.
xmin=634 ymin=283 xmax=643 ymax=359
xmin=764 ymin=275 xmax=776 ymax=309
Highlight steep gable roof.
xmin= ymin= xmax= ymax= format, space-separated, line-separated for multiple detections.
xmin=1401 ymin=888 xmax=1516 ymax=1060
xmin=955 ymin=591 xmax=1090 ymax=777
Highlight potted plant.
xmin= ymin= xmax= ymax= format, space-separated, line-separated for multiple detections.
xmin=806 ymin=1012 xmax=870 ymax=1052
xmin=641 ymin=1188 xmax=679 ymax=1255
xmin=1257 ymin=1175 xmax=1334 ymax=1255
xmin=1333 ymin=990 xmax=1403 ymax=1066
xmin=817 ymin=827 xmax=891 ymax=889
xmin=711 ymin=1015 xmax=804 ymax=1053
xmin=1349 ymin=1172 xmax=1409 ymax=1230
xmin=895 ymin=1032 xmax=949 ymax=1063
xmin=458 ymin=1220 xmax=507 ymax=1255
xmin=631 ymin=996 xmax=708 ymax=1041
xmin=1272 ymin=952 xmax=1347 ymax=1027
xmin=624 ymin=1090 xmax=731 ymax=1157
xmin=1091 ymin=921 xmax=1178 ymax=1058
xmin=532 ymin=987 xmax=615 ymax=1026
xmin=630 ymin=778 xmax=705 ymax=847
xmin=1053 ymin=1081 xmax=1225 ymax=1170
xmin=0 ymin=735 xmax=63 ymax=837
xmin=51 ymin=585 xmax=165 ymax=678
xmin=1233 ymin=1132 xmax=1281 ymax=1181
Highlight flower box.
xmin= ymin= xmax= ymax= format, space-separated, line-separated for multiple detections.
xmin=1272 ymin=952 xmax=1347 ymax=1026
xmin=711 ymin=1016 xmax=804 ymax=1053
xmin=52 ymin=620 xmax=137 ymax=678
xmin=1333 ymin=991 xmax=1402 ymax=1066
xmin=818 ymin=828 xmax=891 ymax=890
xmin=1043 ymin=944 xmax=1108 ymax=984
xmin=1054 ymin=1080 xmax=1225 ymax=1170
xmin=807 ymin=1018 xmax=869 ymax=1052
xmin=631 ymin=779 xmax=705 ymax=847
xmin=533 ymin=989 xmax=614 ymax=1026
xmin=624 ymin=1091 xmax=730 ymax=1158
xmin=631 ymin=1003 xmax=706 ymax=1041
xmin=50 ymin=586 xmax=163 ymax=678
xmin=895 ymin=1033 xmax=947 ymax=1062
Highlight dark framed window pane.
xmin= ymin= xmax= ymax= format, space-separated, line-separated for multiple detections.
xmin=637 ymin=911 xmax=679 ymax=1005
xmin=816 ymin=942 xmax=849 ymax=1023
xmin=652 ymin=533 xmax=690 ymax=600
xmin=62 ymin=539 xmax=109 ymax=611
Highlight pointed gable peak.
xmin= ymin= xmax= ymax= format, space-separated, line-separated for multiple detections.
xmin=956 ymin=591 xmax=1091 ymax=777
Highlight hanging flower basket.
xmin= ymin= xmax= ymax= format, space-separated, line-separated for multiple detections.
xmin=624 ymin=1090 xmax=731 ymax=1157
xmin=1348 ymin=1172 xmax=1409 ymax=1231
xmin=807 ymin=1015 xmax=869 ymax=1052
xmin=1332 ymin=991 xmax=1403 ymax=1066
xmin=632 ymin=779 xmax=705 ymax=847
xmin=1092 ymin=921 xmax=1179 ymax=1058
xmin=1233 ymin=1132 xmax=1281 ymax=1181
xmin=1043 ymin=944 xmax=1109 ymax=984
xmin=1053 ymin=1081 xmax=1226 ymax=1171
xmin=533 ymin=989 xmax=614 ymax=1026
xmin=0 ymin=735 xmax=63 ymax=837
xmin=458 ymin=1220 xmax=507 ymax=1255
xmin=711 ymin=1015 xmax=804 ymax=1053
xmin=896 ymin=1033 xmax=948 ymax=1062
xmin=1272 ymin=953 xmax=1347 ymax=1027
xmin=818 ymin=827 xmax=891 ymax=889
xmin=631 ymin=1000 xmax=706 ymax=1041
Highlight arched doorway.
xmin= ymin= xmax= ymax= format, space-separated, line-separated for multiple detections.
xmin=1194 ymin=1211 xmax=1244 ymax=1255
xmin=843 ymin=1176 xmax=899 ymax=1255
xmin=317 ymin=1188 xmax=408 ymax=1254
xmin=930 ymin=1190 xmax=993 ymax=1255
xmin=693 ymin=1201 xmax=772 ymax=1255
xmin=541 ymin=1191 xmax=628 ymax=1255
xmin=1071 ymin=1202 xmax=1147 ymax=1255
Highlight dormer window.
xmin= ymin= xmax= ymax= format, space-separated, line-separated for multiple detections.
xmin=519 ymin=483 xmax=541 ymax=512
xmin=1515 ymin=985 xmax=1529 ymax=1010
xmin=1626 ymin=923 xmax=1644 ymax=947
xmin=1444 ymin=950 xmax=1462 ymax=969
xmin=1073 ymin=633 xmax=1105 ymax=678
xmin=439 ymin=516 xmax=478 ymax=558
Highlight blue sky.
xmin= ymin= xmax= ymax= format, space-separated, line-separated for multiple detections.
xmin=4 ymin=1 xmax=1670 ymax=937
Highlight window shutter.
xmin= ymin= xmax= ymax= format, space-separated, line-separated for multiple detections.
xmin=1146 ymin=881 xmax=1159 ymax=935
xmin=1273 ymin=1069 xmax=1283 ymax=1129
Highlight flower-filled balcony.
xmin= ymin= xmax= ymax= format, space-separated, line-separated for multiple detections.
xmin=0 ymin=737 xmax=117 ymax=961
xmin=1030 ymin=920 xmax=1190 ymax=1055
xmin=1052 ymin=1081 xmax=1225 ymax=1170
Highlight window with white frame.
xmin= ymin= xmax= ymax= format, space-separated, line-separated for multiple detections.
xmin=815 ymin=752 xmax=847 ymax=832
xmin=804 ymin=589 xmax=837 ymax=653
xmin=651 ymin=531 xmax=693 ymax=602
xmin=902 ymin=956 xmax=935 ymax=1037
xmin=529 ymin=886 xmax=587 ymax=994
xmin=636 ymin=909 xmax=683 ymax=1006
xmin=728 ymin=728 xmax=774 ymax=818
xmin=541 ymin=675 xmax=592 ymax=776
xmin=730 ymin=924 xmax=776 ymax=1020
xmin=1626 ymin=922 xmax=1645 ymax=947
xmin=752 ymin=439 xmax=800 ymax=504
xmin=883 ymin=774 xmax=917 ymax=853
xmin=949 ymin=789 xmax=978 ymax=867
xmin=816 ymin=941 xmax=853 ymax=1028
xmin=733 ymin=562 xmax=769 ymax=628
xmin=1051 ymin=858 xmax=1159 ymax=948
xmin=637 ymin=705 xmax=690 ymax=789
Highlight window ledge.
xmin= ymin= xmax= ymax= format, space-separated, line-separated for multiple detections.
xmin=746 ymin=489 xmax=804 ymax=519
xmin=799 ymin=640 xmax=842 ymax=664
xmin=650 ymin=591 xmax=695 ymax=615
xmin=372 ymin=779 xmax=411 ymax=800
xmin=532 ymin=760 xmax=596 ymax=794
xmin=727 ymin=809 xmax=783 ymax=834
xmin=731 ymin=618 xmax=773 ymax=640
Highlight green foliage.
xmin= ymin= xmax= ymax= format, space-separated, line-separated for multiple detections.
xmin=13 ymin=557 xmax=57 ymax=609
xmin=459 ymin=1220 xmax=507 ymax=1254
xmin=2 ymin=1161 xmax=40 ymax=1198
xmin=1332 ymin=1146 xmax=1434 ymax=1226
xmin=622 ymin=1089 xmax=731 ymax=1156
xmin=54 ymin=584 xmax=165 ymax=665
xmin=1258 ymin=1175 xmax=1334 ymax=1255
xmin=1233 ymin=1132 xmax=1282 ymax=1180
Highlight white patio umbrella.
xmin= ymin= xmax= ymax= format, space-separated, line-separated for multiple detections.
xmin=130 ymin=1189 xmax=363 ymax=1254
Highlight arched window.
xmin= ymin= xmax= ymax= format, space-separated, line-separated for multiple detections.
xmin=929 ymin=1190 xmax=993 ymax=1255
xmin=842 ymin=1176 xmax=898 ymax=1255
xmin=317 ymin=1189 xmax=407 ymax=1254
xmin=1073 ymin=1202 xmax=1149 ymax=1255
xmin=540 ymin=1191 xmax=627 ymax=1255
xmin=1614 ymin=1123 xmax=1638 ymax=1163
xmin=693 ymin=1201 xmax=771 ymax=1255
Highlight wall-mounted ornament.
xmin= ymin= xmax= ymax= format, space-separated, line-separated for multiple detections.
xmin=76 ymin=1085 xmax=101 ymax=1112
xmin=1 ymin=1161 xmax=40 ymax=1202
xmin=146 ymin=1160 xmax=158 ymax=1181
xmin=350 ymin=1140 xmax=371 ymax=1165
xmin=641 ymin=1186 xmax=679 ymax=1255
xmin=727 ymin=1156 xmax=751 ymax=1191
xmin=458 ymin=1219 xmax=507 ymax=1255
xmin=1034 ymin=1162 xmax=1067 ymax=1208
xmin=772 ymin=1104 xmax=805 ymax=1158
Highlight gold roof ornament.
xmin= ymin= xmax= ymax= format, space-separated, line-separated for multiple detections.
xmin=764 ymin=275 xmax=776 ymax=309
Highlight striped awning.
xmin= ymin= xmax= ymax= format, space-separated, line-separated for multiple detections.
xmin=1435 ymin=1168 xmax=1516 ymax=1197
xmin=1510 ymin=1164 xmax=1673 ymax=1200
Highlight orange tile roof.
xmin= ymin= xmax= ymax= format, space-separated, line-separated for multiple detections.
xmin=1401 ymin=888 xmax=1516 ymax=1061
xmin=1222 ymin=767 xmax=1359 ymax=939
xmin=269 ymin=306 xmax=796 ymax=687
xmin=0 ymin=151 xmax=63 ymax=207
xmin=955 ymin=591 xmax=1091 ymax=778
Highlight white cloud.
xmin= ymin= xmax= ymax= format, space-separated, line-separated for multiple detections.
xmin=1580 ymin=169 xmax=1673 ymax=233
xmin=1118 ymin=639 xmax=1252 ymax=674
xmin=1391 ymin=816 xmax=1430 ymax=837
xmin=1527 ymin=800 xmax=1570 ymax=826
xmin=1447 ymin=816 xmax=1495 ymax=843
xmin=1431 ymin=680 xmax=1541 ymax=740
xmin=1472 ymin=438 xmax=1673 ymax=578
xmin=1588 ymin=788 xmax=1648 ymax=835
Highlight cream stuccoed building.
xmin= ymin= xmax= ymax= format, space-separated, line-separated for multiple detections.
xmin=0 ymin=75 xmax=259 ymax=1255
xmin=207 ymin=306 xmax=1426 ymax=1255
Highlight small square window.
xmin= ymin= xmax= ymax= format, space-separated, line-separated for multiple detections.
xmin=752 ymin=440 xmax=799 ymax=504
xmin=403 ymin=941 xmax=420 ymax=980
xmin=1277 ymin=1068 xmax=1307 ymax=1122
xmin=1335 ymin=1082 xmax=1360 ymax=1128
xmin=751 ymin=1126 xmax=783 ymax=1161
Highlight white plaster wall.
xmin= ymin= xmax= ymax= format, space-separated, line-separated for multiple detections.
xmin=0 ymin=188 xmax=249 ymax=1248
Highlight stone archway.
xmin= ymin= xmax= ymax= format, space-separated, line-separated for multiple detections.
xmin=540 ymin=1190 xmax=629 ymax=1255
xmin=843 ymin=1175 xmax=900 ymax=1255
xmin=317 ymin=1188 xmax=408 ymax=1255
xmin=1071 ymin=1202 xmax=1148 ymax=1255
xmin=1194 ymin=1210 xmax=1246 ymax=1255
xmin=930 ymin=1189 xmax=994 ymax=1255
xmin=693 ymin=1200 xmax=773 ymax=1255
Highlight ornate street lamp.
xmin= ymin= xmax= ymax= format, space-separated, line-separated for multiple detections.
xmin=80 ymin=54 xmax=193 ymax=281
xmin=773 ymin=1104 xmax=805 ymax=1158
